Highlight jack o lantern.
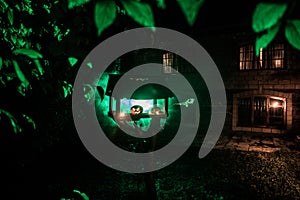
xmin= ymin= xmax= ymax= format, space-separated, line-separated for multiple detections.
xmin=151 ymin=106 xmax=162 ymax=115
xmin=130 ymin=105 xmax=143 ymax=115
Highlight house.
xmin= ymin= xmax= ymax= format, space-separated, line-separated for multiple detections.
xmin=102 ymin=26 xmax=300 ymax=137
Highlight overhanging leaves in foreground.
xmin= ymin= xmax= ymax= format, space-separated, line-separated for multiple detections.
xmin=0 ymin=109 xmax=22 ymax=133
xmin=22 ymin=114 xmax=36 ymax=130
xmin=255 ymin=24 xmax=280 ymax=56
xmin=121 ymin=0 xmax=155 ymax=28
xmin=68 ymin=57 xmax=78 ymax=67
xmin=94 ymin=0 xmax=117 ymax=37
xmin=12 ymin=59 xmax=30 ymax=91
xmin=73 ymin=190 xmax=89 ymax=200
xmin=252 ymin=2 xmax=287 ymax=33
xmin=176 ymin=0 xmax=204 ymax=26
xmin=156 ymin=0 xmax=166 ymax=9
xmin=285 ymin=20 xmax=300 ymax=51
xmin=13 ymin=48 xmax=43 ymax=59
xmin=68 ymin=0 xmax=90 ymax=9
xmin=13 ymin=48 xmax=44 ymax=76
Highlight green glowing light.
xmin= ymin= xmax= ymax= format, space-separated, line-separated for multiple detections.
xmin=121 ymin=0 xmax=155 ymax=29
xmin=96 ymin=73 xmax=117 ymax=128
xmin=252 ymin=2 xmax=287 ymax=33
xmin=176 ymin=0 xmax=204 ymax=26
xmin=110 ymin=69 xmax=120 ymax=75
xmin=94 ymin=1 xmax=117 ymax=37
xmin=285 ymin=20 xmax=300 ymax=51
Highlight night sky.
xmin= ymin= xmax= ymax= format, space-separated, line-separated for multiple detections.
xmin=152 ymin=0 xmax=259 ymax=33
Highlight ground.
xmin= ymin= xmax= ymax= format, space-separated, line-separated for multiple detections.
xmin=5 ymin=130 xmax=299 ymax=200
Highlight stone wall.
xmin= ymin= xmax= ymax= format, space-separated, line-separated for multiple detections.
xmin=222 ymin=45 xmax=300 ymax=134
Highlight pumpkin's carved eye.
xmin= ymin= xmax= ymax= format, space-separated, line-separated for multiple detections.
xmin=130 ymin=105 xmax=143 ymax=115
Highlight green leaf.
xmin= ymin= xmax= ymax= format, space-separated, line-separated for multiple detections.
xmin=87 ymin=62 xmax=93 ymax=69
xmin=73 ymin=190 xmax=89 ymax=200
xmin=121 ymin=0 xmax=155 ymax=28
xmin=0 ymin=109 xmax=22 ymax=134
xmin=62 ymin=81 xmax=73 ymax=98
xmin=94 ymin=0 xmax=117 ymax=37
xmin=176 ymin=0 xmax=204 ymax=26
xmin=255 ymin=24 xmax=280 ymax=56
xmin=33 ymin=59 xmax=44 ymax=76
xmin=285 ymin=20 xmax=300 ymax=51
xmin=7 ymin=7 xmax=13 ymax=25
xmin=68 ymin=0 xmax=90 ymax=9
xmin=0 ymin=57 xmax=2 ymax=70
xmin=0 ymin=0 xmax=8 ymax=13
xmin=83 ymin=84 xmax=95 ymax=102
xmin=22 ymin=114 xmax=36 ymax=130
xmin=13 ymin=48 xmax=43 ymax=59
xmin=156 ymin=0 xmax=166 ymax=9
xmin=68 ymin=57 xmax=78 ymax=67
xmin=12 ymin=59 xmax=30 ymax=89
xmin=252 ymin=2 xmax=287 ymax=33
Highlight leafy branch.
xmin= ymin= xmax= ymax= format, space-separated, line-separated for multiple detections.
xmin=252 ymin=0 xmax=300 ymax=55
xmin=68 ymin=0 xmax=205 ymax=37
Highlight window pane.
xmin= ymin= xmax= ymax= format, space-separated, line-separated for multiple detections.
xmin=264 ymin=43 xmax=285 ymax=69
xmin=269 ymin=98 xmax=284 ymax=127
xmin=163 ymin=52 xmax=174 ymax=73
xmin=239 ymin=45 xmax=253 ymax=70
xmin=238 ymin=97 xmax=252 ymax=126
xmin=254 ymin=97 xmax=267 ymax=125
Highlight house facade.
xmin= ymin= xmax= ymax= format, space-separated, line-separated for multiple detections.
xmin=197 ymin=28 xmax=300 ymax=135
xmin=104 ymin=28 xmax=300 ymax=135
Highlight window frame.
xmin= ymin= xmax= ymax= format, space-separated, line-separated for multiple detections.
xmin=239 ymin=41 xmax=287 ymax=71
xmin=237 ymin=95 xmax=286 ymax=128
xmin=162 ymin=52 xmax=178 ymax=74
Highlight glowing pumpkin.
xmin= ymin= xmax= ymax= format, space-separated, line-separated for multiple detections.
xmin=130 ymin=105 xmax=143 ymax=115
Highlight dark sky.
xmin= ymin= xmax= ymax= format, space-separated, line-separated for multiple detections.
xmin=195 ymin=0 xmax=258 ymax=28
xmin=154 ymin=0 xmax=260 ymax=33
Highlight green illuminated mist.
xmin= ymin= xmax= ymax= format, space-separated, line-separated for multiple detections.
xmin=95 ymin=73 xmax=117 ymax=129
xmin=95 ymin=72 xmax=180 ymax=135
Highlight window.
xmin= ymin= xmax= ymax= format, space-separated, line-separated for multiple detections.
xmin=237 ymin=96 xmax=285 ymax=128
xmin=239 ymin=42 xmax=285 ymax=70
xmin=163 ymin=52 xmax=177 ymax=73
xmin=238 ymin=97 xmax=252 ymax=126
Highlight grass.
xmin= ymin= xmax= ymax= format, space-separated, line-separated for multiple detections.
xmin=51 ymin=147 xmax=300 ymax=200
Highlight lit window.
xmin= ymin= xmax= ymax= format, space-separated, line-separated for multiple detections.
xmin=237 ymin=96 xmax=285 ymax=128
xmin=163 ymin=52 xmax=177 ymax=73
xmin=239 ymin=44 xmax=255 ymax=70
xmin=239 ymin=43 xmax=285 ymax=70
